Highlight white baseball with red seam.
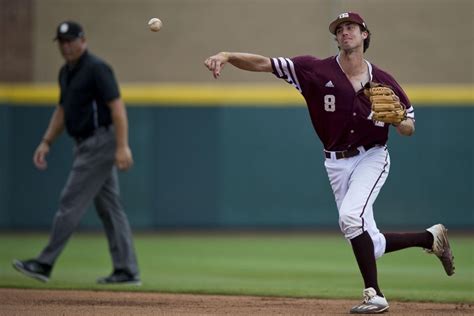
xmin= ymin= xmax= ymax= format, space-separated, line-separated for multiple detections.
xmin=148 ymin=18 xmax=162 ymax=32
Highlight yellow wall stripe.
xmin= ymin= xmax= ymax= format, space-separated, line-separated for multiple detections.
xmin=0 ymin=83 xmax=472 ymax=106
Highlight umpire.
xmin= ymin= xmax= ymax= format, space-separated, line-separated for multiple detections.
xmin=12 ymin=21 xmax=140 ymax=285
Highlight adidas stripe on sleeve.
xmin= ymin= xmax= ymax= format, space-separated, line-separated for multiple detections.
xmin=271 ymin=57 xmax=302 ymax=93
xmin=406 ymin=106 xmax=415 ymax=120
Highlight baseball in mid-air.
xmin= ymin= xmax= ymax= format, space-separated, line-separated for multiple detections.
xmin=148 ymin=18 xmax=162 ymax=32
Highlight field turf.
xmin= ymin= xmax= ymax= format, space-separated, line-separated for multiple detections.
xmin=0 ymin=232 xmax=472 ymax=303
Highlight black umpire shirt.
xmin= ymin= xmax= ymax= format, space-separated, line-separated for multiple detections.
xmin=59 ymin=50 xmax=120 ymax=140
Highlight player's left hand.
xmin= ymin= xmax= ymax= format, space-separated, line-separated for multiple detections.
xmin=115 ymin=145 xmax=133 ymax=171
xmin=204 ymin=52 xmax=229 ymax=79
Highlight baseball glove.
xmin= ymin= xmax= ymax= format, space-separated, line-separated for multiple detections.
xmin=364 ymin=82 xmax=406 ymax=125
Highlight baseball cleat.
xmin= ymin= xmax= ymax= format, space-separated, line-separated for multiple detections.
xmin=12 ymin=259 xmax=51 ymax=282
xmin=350 ymin=287 xmax=389 ymax=314
xmin=97 ymin=269 xmax=141 ymax=286
xmin=425 ymin=224 xmax=455 ymax=276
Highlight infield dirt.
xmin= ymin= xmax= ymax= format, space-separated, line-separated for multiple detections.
xmin=0 ymin=288 xmax=473 ymax=315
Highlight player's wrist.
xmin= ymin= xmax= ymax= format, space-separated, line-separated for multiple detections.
xmin=392 ymin=117 xmax=407 ymax=127
xmin=42 ymin=138 xmax=52 ymax=146
xmin=221 ymin=51 xmax=231 ymax=61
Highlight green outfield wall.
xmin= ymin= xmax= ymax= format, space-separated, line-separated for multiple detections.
xmin=0 ymin=84 xmax=472 ymax=230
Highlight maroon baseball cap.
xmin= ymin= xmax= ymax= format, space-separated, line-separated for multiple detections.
xmin=329 ymin=12 xmax=367 ymax=34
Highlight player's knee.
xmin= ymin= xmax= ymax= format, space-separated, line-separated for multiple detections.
xmin=339 ymin=213 xmax=362 ymax=238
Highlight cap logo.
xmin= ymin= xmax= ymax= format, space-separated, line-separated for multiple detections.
xmin=338 ymin=13 xmax=349 ymax=19
xmin=60 ymin=23 xmax=69 ymax=33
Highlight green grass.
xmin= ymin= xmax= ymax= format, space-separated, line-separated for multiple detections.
xmin=0 ymin=233 xmax=472 ymax=303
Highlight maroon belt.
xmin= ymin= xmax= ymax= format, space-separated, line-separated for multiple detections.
xmin=325 ymin=144 xmax=377 ymax=159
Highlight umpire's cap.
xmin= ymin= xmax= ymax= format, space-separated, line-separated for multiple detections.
xmin=54 ymin=21 xmax=84 ymax=41
xmin=329 ymin=12 xmax=367 ymax=34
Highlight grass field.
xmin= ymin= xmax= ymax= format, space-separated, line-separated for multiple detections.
xmin=0 ymin=232 xmax=472 ymax=303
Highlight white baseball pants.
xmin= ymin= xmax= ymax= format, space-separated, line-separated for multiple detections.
xmin=324 ymin=145 xmax=389 ymax=259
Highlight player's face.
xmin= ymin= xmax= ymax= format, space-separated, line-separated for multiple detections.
xmin=335 ymin=22 xmax=367 ymax=52
xmin=58 ymin=37 xmax=86 ymax=64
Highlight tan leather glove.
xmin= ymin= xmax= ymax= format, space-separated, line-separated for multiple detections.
xmin=364 ymin=82 xmax=407 ymax=125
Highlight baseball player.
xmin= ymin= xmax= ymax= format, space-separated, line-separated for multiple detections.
xmin=204 ymin=12 xmax=454 ymax=314
xmin=12 ymin=21 xmax=140 ymax=285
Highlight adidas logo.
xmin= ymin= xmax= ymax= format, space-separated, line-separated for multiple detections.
xmin=325 ymin=81 xmax=334 ymax=88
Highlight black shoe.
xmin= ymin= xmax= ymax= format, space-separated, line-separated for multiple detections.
xmin=97 ymin=269 xmax=141 ymax=286
xmin=12 ymin=259 xmax=52 ymax=282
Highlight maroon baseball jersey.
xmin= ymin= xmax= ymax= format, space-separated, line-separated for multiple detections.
xmin=271 ymin=55 xmax=414 ymax=151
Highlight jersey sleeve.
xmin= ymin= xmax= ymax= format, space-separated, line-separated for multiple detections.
xmin=270 ymin=55 xmax=316 ymax=94
xmin=271 ymin=57 xmax=302 ymax=93
xmin=93 ymin=62 xmax=120 ymax=103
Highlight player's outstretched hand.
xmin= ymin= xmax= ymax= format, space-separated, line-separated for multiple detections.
xmin=33 ymin=142 xmax=50 ymax=170
xmin=204 ymin=52 xmax=229 ymax=79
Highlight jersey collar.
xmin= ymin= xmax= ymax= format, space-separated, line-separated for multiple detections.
xmin=336 ymin=53 xmax=373 ymax=81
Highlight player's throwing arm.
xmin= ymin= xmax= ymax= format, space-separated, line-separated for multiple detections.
xmin=204 ymin=52 xmax=272 ymax=78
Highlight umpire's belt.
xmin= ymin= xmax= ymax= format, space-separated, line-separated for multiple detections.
xmin=324 ymin=144 xmax=376 ymax=160
xmin=74 ymin=125 xmax=110 ymax=144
